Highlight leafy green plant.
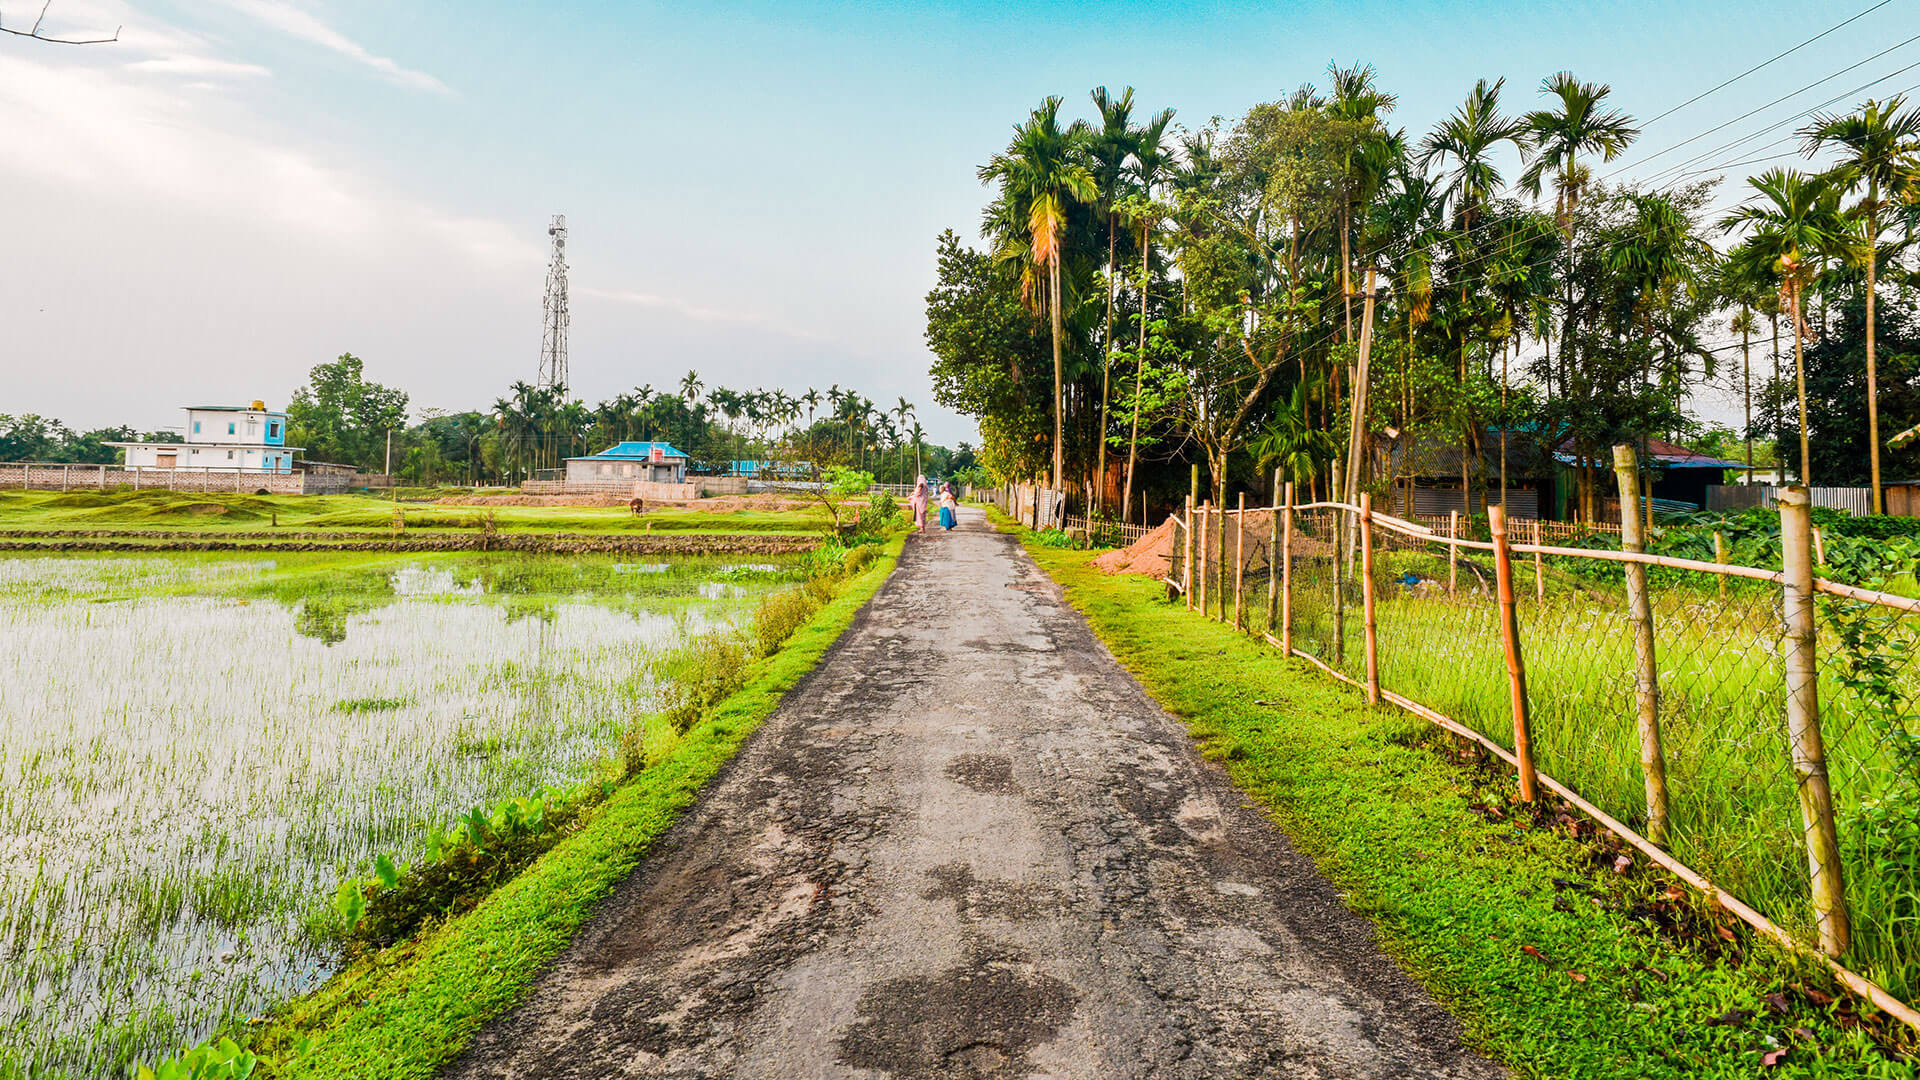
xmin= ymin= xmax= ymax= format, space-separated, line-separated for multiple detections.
xmin=134 ymin=1036 xmax=258 ymax=1080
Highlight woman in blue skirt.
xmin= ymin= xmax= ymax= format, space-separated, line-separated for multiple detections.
xmin=938 ymin=482 xmax=958 ymax=531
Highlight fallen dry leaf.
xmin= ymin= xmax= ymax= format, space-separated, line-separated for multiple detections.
xmin=1520 ymin=945 xmax=1546 ymax=961
xmin=1568 ymin=971 xmax=1588 ymax=983
xmin=1761 ymin=1048 xmax=1788 ymax=1067
xmin=1612 ymin=854 xmax=1633 ymax=874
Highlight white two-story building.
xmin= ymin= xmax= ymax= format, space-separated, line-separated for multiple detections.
xmin=109 ymin=402 xmax=302 ymax=473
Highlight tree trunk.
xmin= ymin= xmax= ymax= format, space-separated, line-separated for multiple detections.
xmin=1866 ymin=191 xmax=1882 ymax=513
xmin=1099 ymin=214 xmax=1116 ymax=515
xmin=1792 ymin=278 xmax=1812 ymax=487
xmin=1742 ymin=313 xmax=1754 ymax=485
xmin=1050 ymin=255 xmax=1065 ymax=503
xmin=1123 ymin=223 xmax=1151 ymax=525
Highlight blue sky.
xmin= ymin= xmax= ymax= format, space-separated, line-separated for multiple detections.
xmin=3 ymin=0 xmax=1911 ymax=444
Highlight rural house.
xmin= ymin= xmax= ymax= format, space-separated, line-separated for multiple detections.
xmin=109 ymin=402 xmax=300 ymax=473
xmin=564 ymin=441 xmax=690 ymax=485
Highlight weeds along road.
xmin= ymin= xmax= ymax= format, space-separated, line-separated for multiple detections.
xmin=446 ymin=507 xmax=1502 ymax=1080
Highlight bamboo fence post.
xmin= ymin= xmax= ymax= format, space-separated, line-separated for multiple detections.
xmin=1234 ymin=492 xmax=1247 ymax=630
xmin=1361 ymin=492 xmax=1379 ymax=704
xmin=1488 ymin=505 xmax=1538 ymax=802
xmin=1281 ymin=483 xmax=1294 ymax=655
xmin=1266 ymin=470 xmax=1281 ymax=632
xmin=1713 ymin=530 xmax=1729 ymax=600
xmin=1197 ymin=501 xmax=1209 ymax=615
xmin=1532 ymin=517 xmax=1545 ymax=602
xmin=1780 ymin=487 xmax=1851 ymax=956
xmin=1217 ymin=496 xmax=1229 ymax=623
xmin=1183 ymin=495 xmax=1195 ymax=610
xmin=1448 ymin=509 xmax=1459 ymax=596
xmin=1614 ymin=444 xmax=1671 ymax=845
xmin=1331 ymin=462 xmax=1347 ymax=662
xmin=1813 ymin=525 xmax=1826 ymax=567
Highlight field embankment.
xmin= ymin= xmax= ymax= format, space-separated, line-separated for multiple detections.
xmin=1010 ymin=521 xmax=1914 ymax=1078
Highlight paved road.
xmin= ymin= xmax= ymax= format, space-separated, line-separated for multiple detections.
xmin=447 ymin=508 xmax=1502 ymax=1080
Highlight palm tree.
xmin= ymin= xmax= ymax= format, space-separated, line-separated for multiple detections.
xmin=910 ymin=420 xmax=927 ymax=479
xmin=1121 ymin=105 xmax=1176 ymax=523
xmin=979 ymin=95 xmax=1098 ymax=501
xmin=1088 ymin=86 xmax=1137 ymax=512
xmin=1800 ymin=95 xmax=1920 ymax=512
xmin=1720 ymin=169 xmax=1846 ymax=485
xmin=893 ymin=397 xmax=915 ymax=481
xmin=1251 ymin=382 xmax=1340 ymax=502
xmin=1519 ymin=72 xmax=1639 ymax=424
xmin=680 ymin=370 xmax=703 ymax=406
xmin=1730 ymin=306 xmax=1759 ymax=484
xmin=1328 ymin=62 xmax=1398 ymax=341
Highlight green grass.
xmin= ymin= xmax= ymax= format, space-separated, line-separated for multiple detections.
xmin=233 ymin=534 xmax=905 ymax=1078
xmin=1019 ymin=535 xmax=1916 ymax=1079
xmin=0 ymin=490 xmax=829 ymax=536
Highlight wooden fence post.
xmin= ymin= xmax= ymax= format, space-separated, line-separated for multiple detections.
xmin=1489 ymin=505 xmax=1537 ymax=802
xmin=1216 ymin=497 xmax=1229 ymax=623
xmin=1780 ymin=486 xmax=1851 ymax=956
xmin=1448 ymin=509 xmax=1460 ymax=596
xmin=1713 ymin=530 xmax=1729 ymax=600
xmin=1532 ymin=517 xmax=1545 ymax=602
xmin=1197 ymin=501 xmax=1210 ymax=616
xmin=1183 ymin=495 xmax=1195 ymax=611
xmin=1281 ymin=483 xmax=1294 ymax=655
xmin=1233 ymin=491 xmax=1247 ymax=630
xmin=1614 ymin=443 xmax=1671 ymax=845
xmin=1361 ymin=493 xmax=1380 ymax=704
xmin=1266 ymin=471 xmax=1282 ymax=632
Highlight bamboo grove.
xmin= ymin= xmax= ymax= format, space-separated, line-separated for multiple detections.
xmin=927 ymin=67 xmax=1920 ymax=521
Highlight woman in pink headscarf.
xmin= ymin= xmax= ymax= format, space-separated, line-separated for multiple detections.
xmin=908 ymin=475 xmax=930 ymax=532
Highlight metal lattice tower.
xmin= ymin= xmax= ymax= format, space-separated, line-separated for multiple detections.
xmin=538 ymin=214 xmax=569 ymax=390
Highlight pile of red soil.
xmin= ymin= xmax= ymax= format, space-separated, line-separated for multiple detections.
xmin=1093 ymin=516 xmax=1178 ymax=578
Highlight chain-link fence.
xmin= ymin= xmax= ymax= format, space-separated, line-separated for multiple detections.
xmin=1170 ymin=480 xmax=1920 ymax=1028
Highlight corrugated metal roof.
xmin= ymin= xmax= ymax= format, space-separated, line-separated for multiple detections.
xmin=568 ymin=441 xmax=690 ymax=461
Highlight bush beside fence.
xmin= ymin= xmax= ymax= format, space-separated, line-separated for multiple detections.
xmin=1167 ymin=461 xmax=1920 ymax=1034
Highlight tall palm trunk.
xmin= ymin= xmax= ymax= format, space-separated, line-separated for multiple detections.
xmin=1791 ymin=277 xmax=1812 ymax=486
xmin=1097 ymin=216 xmax=1116 ymax=515
xmin=1866 ymin=186 xmax=1883 ymax=513
xmin=1741 ymin=313 xmax=1754 ymax=485
xmin=1050 ymin=254 xmax=1065 ymax=505
xmin=1123 ymin=222 xmax=1150 ymax=525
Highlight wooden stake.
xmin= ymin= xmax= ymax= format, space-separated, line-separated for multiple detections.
xmin=1234 ymin=491 xmax=1247 ymax=630
xmin=1361 ymin=492 xmax=1379 ymax=704
xmin=1448 ymin=509 xmax=1459 ymax=596
xmin=1183 ymin=495 xmax=1195 ymax=610
xmin=1713 ymin=530 xmax=1729 ymax=600
xmin=1614 ymin=444 xmax=1670 ymax=845
xmin=1532 ymin=517 xmax=1545 ymax=603
xmin=1266 ymin=470 xmax=1281 ymax=631
xmin=1281 ymin=483 xmax=1294 ymax=655
xmin=1813 ymin=525 xmax=1826 ymax=568
xmin=1489 ymin=505 xmax=1537 ymax=802
xmin=1197 ymin=501 xmax=1208 ymax=615
xmin=1781 ymin=487 xmax=1851 ymax=956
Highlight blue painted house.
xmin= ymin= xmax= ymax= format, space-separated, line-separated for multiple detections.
xmin=565 ymin=441 xmax=690 ymax=485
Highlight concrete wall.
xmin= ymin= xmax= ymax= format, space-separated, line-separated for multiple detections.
xmin=521 ymin=478 xmax=706 ymax=500
xmin=565 ymin=457 xmax=686 ymax=485
xmin=0 ymin=463 xmax=341 ymax=495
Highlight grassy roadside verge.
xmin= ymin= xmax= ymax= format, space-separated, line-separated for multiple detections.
xmin=234 ymin=533 xmax=905 ymax=1079
xmin=1013 ymin=529 xmax=1913 ymax=1078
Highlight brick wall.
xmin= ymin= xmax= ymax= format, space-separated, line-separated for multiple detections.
xmin=0 ymin=463 xmax=320 ymax=495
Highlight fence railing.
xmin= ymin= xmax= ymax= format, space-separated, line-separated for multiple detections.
xmin=1166 ymin=458 xmax=1920 ymax=1033
xmin=1062 ymin=515 xmax=1151 ymax=548
xmin=1708 ymin=483 xmax=1872 ymax=516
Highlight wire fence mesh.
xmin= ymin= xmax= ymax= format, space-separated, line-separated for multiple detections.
xmin=1173 ymin=494 xmax=1920 ymax=1017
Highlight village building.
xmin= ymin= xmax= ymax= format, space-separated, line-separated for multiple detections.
xmin=563 ymin=441 xmax=690 ymax=485
xmin=109 ymin=402 xmax=300 ymax=473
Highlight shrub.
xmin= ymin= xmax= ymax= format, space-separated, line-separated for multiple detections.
xmin=753 ymin=588 xmax=821 ymax=657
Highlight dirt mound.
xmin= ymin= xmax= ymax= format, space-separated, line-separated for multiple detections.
xmin=1093 ymin=515 xmax=1178 ymax=578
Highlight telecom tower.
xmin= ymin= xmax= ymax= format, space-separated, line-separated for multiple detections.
xmin=538 ymin=214 xmax=569 ymax=390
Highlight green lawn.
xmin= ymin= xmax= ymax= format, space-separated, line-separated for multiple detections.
xmin=0 ymin=490 xmax=828 ymax=535
xmin=1019 ymin=534 xmax=1916 ymax=1079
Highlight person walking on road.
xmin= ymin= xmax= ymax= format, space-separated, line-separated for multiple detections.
xmin=908 ymin=476 xmax=930 ymax=532
xmin=938 ymin=483 xmax=958 ymax=531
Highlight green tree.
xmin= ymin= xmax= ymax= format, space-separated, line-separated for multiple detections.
xmin=1800 ymin=95 xmax=1920 ymax=511
xmin=285 ymin=354 xmax=409 ymax=470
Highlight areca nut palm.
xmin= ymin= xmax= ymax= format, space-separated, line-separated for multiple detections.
xmin=1121 ymin=105 xmax=1176 ymax=524
xmin=1089 ymin=85 xmax=1138 ymax=512
xmin=1719 ymin=169 xmax=1847 ymax=486
xmin=979 ymin=95 xmax=1098 ymax=500
xmin=1420 ymin=77 xmax=1527 ymax=230
xmin=1800 ymin=95 xmax=1920 ymax=512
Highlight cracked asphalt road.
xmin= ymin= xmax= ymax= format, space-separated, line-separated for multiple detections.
xmin=445 ymin=507 xmax=1503 ymax=1080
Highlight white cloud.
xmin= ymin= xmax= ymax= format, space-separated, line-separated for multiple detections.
xmin=215 ymin=0 xmax=452 ymax=95
xmin=126 ymin=55 xmax=272 ymax=77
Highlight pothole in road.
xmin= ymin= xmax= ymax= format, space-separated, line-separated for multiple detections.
xmin=836 ymin=940 xmax=1076 ymax=1079
xmin=945 ymin=753 xmax=1018 ymax=795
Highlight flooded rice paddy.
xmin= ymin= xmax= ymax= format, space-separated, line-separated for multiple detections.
xmin=0 ymin=552 xmax=800 ymax=1078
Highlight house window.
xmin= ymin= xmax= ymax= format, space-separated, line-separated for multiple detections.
xmin=269 ymin=422 xmax=280 ymax=438
xmin=192 ymin=421 xmax=201 ymax=434
xmin=227 ymin=422 xmax=236 ymax=435
xmin=227 ymin=450 xmax=234 ymax=460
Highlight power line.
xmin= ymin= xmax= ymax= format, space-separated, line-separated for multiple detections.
xmin=1639 ymin=0 xmax=1898 ymax=127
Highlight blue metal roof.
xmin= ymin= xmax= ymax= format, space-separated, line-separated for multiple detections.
xmin=569 ymin=441 xmax=689 ymax=461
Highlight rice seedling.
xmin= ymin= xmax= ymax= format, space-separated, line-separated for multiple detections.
xmin=0 ymin=551 xmax=801 ymax=1078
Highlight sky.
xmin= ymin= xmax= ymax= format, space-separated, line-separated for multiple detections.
xmin=2 ymin=0 xmax=1913 ymax=447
